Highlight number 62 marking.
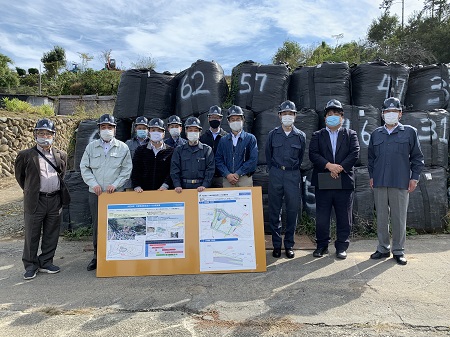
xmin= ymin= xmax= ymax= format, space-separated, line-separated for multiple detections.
xmin=181 ymin=71 xmax=210 ymax=99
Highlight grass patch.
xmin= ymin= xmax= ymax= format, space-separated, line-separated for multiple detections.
xmin=2 ymin=97 xmax=54 ymax=116
xmin=73 ymin=104 xmax=112 ymax=120
xmin=63 ymin=226 xmax=93 ymax=241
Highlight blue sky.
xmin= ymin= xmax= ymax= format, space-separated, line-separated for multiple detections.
xmin=0 ymin=0 xmax=423 ymax=75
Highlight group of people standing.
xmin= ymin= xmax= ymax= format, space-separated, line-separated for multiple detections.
xmin=15 ymin=96 xmax=424 ymax=280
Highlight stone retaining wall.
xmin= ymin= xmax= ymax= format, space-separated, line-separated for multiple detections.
xmin=0 ymin=116 xmax=80 ymax=178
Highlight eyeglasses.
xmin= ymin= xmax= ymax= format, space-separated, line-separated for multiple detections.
xmin=36 ymin=131 xmax=54 ymax=137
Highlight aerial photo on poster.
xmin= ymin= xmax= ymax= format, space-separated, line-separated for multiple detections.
xmin=106 ymin=202 xmax=185 ymax=260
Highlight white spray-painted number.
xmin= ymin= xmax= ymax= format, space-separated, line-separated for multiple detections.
xmin=377 ymin=74 xmax=406 ymax=99
xmin=416 ymin=116 xmax=448 ymax=144
xmin=239 ymin=72 xmax=268 ymax=94
xmin=180 ymin=71 xmax=210 ymax=99
xmin=343 ymin=118 xmax=371 ymax=146
xmin=426 ymin=76 xmax=449 ymax=106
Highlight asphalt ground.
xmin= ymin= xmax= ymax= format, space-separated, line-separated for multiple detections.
xmin=0 ymin=235 xmax=449 ymax=336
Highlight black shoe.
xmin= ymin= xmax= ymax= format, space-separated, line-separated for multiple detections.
xmin=38 ymin=264 xmax=60 ymax=274
xmin=370 ymin=251 xmax=390 ymax=259
xmin=393 ymin=255 xmax=407 ymax=265
xmin=285 ymin=248 xmax=295 ymax=259
xmin=313 ymin=247 xmax=328 ymax=258
xmin=336 ymin=251 xmax=347 ymax=259
xmin=23 ymin=269 xmax=37 ymax=280
xmin=87 ymin=258 xmax=97 ymax=271
xmin=272 ymin=248 xmax=281 ymax=258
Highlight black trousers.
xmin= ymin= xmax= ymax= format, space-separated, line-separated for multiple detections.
xmin=89 ymin=192 xmax=98 ymax=258
xmin=268 ymin=167 xmax=301 ymax=249
xmin=314 ymin=188 xmax=353 ymax=252
xmin=23 ymin=194 xmax=61 ymax=271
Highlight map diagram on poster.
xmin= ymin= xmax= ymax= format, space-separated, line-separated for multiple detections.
xmin=198 ymin=190 xmax=256 ymax=271
xmin=106 ymin=202 xmax=185 ymax=260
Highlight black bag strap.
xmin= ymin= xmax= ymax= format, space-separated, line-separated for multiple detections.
xmin=34 ymin=147 xmax=62 ymax=174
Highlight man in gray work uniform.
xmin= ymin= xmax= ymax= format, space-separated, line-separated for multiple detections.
xmin=368 ymin=97 xmax=424 ymax=265
xmin=80 ymin=114 xmax=132 ymax=271
xmin=170 ymin=117 xmax=215 ymax=193
xmin=265 ymin=100 xmax=306 ymax=259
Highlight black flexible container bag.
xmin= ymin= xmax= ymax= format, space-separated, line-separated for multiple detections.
xmin=113 ymin=69 xmax=176 ymax=119
xmin=351 ymin=61 xmax=409 ymax=108
xmin=405 ymin=64 xmax=449 ymax=110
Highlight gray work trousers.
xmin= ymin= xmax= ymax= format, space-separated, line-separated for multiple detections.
xmin=373 ymin=187 xmax=409 ymax=256
xmin=222 ymin=175 xmax=253 ymax=188
xmin=23 ymin=194 xmax=62 ymax=271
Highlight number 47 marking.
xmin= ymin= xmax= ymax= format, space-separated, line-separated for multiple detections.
xmin=240 ymin=73 xmax=267 ymax=94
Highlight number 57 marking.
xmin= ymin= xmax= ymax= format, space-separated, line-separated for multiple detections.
xmin=239 ymin=73 xmax=267 ymax=94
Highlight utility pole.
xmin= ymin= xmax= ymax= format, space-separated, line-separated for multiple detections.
xmin=401 ymin=0 xmax=404 ymax=30
xmin=39 ymin=64 xmax=42 ymax=95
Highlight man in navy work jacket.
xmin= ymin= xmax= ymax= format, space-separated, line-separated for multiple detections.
xmin=265 ymin=100 xmax=306 ymax=259
xmin=170 ymin=117 xmax=215 ymax=192
xmin=368 ymin=97 xmax=424 ymax=265
xmin=309 ymin=99 xmax=360 ymax=260
xmin=215 ymin=105 xmax=258 ymax=187
xmin=124 ymin=116 xmax=149 ymax=189
xmin=165 ymin=115 xmax=187 ymax=148
xmin=199 ymin=105 xmax=228 ymax=188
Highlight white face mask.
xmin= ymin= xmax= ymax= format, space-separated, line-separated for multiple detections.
xmin=281 ymin=115 xmax=295 ymax=126
xmin=169 ymin=128 xmax=180 ymax=137
xmin=383 ymin=112 xmax=399 ymax=125
xmin=150 ymin=131 xmax=163 ymax=142
xmin=229 ymin=121 xmax=243 ymax=132
xmin=187 ymin=132 xmax=200 ymax=142
xmin=36 ymin=137 xmax=53 ymax=147
xmin=100 ymin=129 xmax=114 ymax=141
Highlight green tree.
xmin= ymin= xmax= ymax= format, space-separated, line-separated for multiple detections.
xmin=28 ymin=68 xmax=39 ymax=75
xmin=422 ymin=0 xmax=450 ymax=21
xmin=41 ymin=46 xmax=66 ymax=78
xmin=0 ymin=54 xmax=20 ymax=89
xmin=367 ymin=13 xmax=400 ymax=43
xmin=379 ymin=0 xmax=394 ymax=12
xmin=405 ymin=14 xmax=449 ymax=62
xmin=15 ymin=67 xmax=26 ymax=77
xmin=272 ymin=40 xmax=307 ymax=69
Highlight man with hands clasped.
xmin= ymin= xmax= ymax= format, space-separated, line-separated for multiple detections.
xmin=309 ymin=99 xmax=360 ymax=260
xmin=215 ymin=105 xmax=258 ymax=187
xmin=368 ymin=97 xmax=424 ymax=265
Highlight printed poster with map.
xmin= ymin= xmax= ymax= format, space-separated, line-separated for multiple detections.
xmin=106 ymin=202 xmax=185 ymax=260
xmin=198 ymin=190 xmax=256 ymax=272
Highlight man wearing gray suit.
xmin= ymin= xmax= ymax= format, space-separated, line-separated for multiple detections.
xmin=15 ymin=119 xmax=70 ymax=280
